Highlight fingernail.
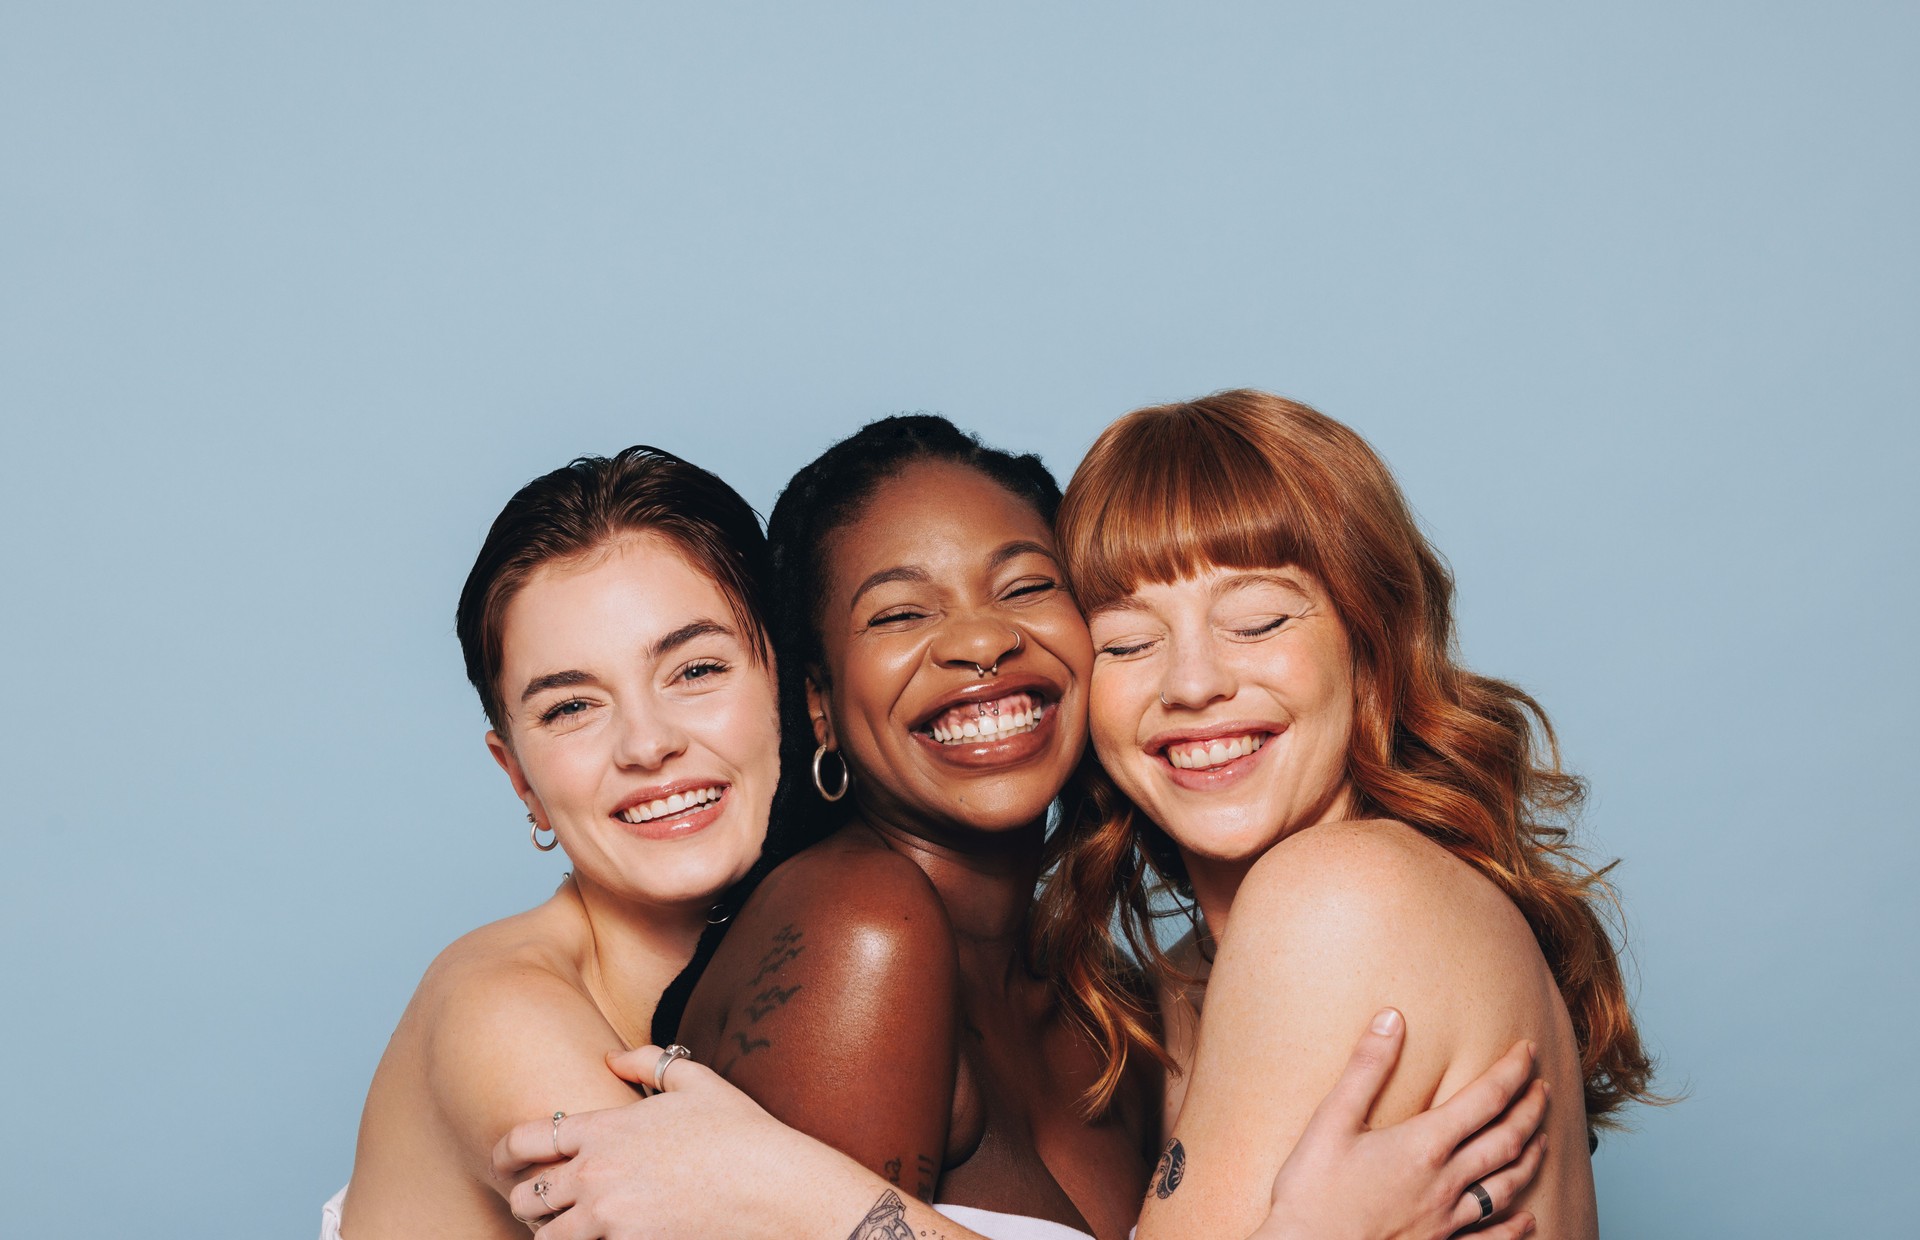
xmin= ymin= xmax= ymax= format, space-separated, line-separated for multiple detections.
xmin=1370 ymin=1007 xmax=1401 ymax=1035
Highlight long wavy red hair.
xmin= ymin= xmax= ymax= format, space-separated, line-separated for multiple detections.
xmin=1033 ymin=390 xmax=1655 ymax=1133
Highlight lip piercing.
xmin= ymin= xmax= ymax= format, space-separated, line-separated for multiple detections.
xmin=969 ymin=631 xmax=1023 ymax=678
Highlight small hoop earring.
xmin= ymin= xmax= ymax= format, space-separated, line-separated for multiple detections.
xmin=528 ymin=810 xmax=559 ymax=852
xmin=811 ymin=743 xmax=850 ymax=802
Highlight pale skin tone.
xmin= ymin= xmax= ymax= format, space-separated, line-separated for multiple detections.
xmin=341 ymin=534 xmax=780 ymax=1238
xmin=1089 ymin=565 xmax=1597 ymax=1239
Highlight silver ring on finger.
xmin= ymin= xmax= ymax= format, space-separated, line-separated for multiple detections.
xmin=534 ymin=1176 xmax=558 ymax=1215
xmin=654 ymin=1043 xmax=692 ymax=1091
xmin=550 ymin=1111 xmax=566 ymax=1158
xmin=1466 ymin=1180 xmax=1494 ymax=1221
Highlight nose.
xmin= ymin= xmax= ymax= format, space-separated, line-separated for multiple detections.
xmin=932 ymin=614 xmax=1025 ymax=678
xmin=612 ymin=696 xmax=690 ymax=769
xmin=1157 ymin=631 xmax=1235 ymax=710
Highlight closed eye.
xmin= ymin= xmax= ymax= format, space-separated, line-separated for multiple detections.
xmin=1098 ymin=638 xmax=1157 ymax=658
xmin=867 ymin=608 xmax=929 ymax=627
xmin=1231 ymin=616 xmax=1290 ymax=638
xmin=1005 ymin=579 xmax=1059 ymax=601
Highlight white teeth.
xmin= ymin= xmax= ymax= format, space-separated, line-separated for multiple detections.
xmin=621 ymin=785 xmax=723 ymax=824
xmin=1167 ymin=733 xmax=1267 ymax=771
xmin=927 ymin=695 xmax=1047 ymax=746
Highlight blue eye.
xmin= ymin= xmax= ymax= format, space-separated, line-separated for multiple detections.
xmin=540 ymin=698 xmax=591 ymax=724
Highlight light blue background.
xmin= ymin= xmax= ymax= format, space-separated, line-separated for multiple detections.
xmin=3 ymin=4 xmax=1914 ymax=1236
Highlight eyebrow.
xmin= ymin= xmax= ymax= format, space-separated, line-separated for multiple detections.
xmin=1084 ymin=570 xmax=1310 ymax=620
xmin=518 ymin=619 xmax=735 ymax=702
xmin=1214 ymin=570 xmax=1310 ymax=599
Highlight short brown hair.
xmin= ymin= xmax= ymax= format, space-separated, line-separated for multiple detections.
xmin=455 ymin=445 xmax=771 ymax=733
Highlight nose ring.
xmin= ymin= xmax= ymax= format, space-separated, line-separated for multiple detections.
xmin=1158 ymin=692 xmax=1171 ymax=708
xmin=969 ymin=630 xmax=1023 ymax=678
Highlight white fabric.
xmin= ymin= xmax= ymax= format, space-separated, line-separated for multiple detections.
xmin=319 ymin=1186 xmax=346 ymax=1239
xmin=933 ymin=1202 xmax=1095 ymax=1240
xmin=319 ymin=1183 xmax=1096 ymax=1240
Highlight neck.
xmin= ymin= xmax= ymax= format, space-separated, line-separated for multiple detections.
xmin=1177 ymin=783 xmax=1364 ymax=950
xmin=562 ymin=874 xmax=710 ymax=1049
xmin=854 ymin=803 xmax=1046 ymax=986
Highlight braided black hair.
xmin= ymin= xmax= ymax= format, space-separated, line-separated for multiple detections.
xmin=651 ymin=414 xmax=1062 ymax=1043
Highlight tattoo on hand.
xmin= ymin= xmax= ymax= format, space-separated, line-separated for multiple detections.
xmin=1151 ymin=1138 xmax=1186 ymax=1200
xmin=847 ymin=1189 xmax=917 ymax=1240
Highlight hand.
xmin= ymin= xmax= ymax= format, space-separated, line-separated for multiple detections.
xmin=491 ymin=1045 xmax=846 ymax=1240
xmin=1255 ymin=1009 xmax=1547 ymax=1240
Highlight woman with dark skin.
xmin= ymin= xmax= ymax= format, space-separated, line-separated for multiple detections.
xmin=673 ymin=421 xmax=1152 ymax=1237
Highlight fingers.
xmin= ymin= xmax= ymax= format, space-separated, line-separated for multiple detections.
xmin=1420 ymin=1039 xmax=1536 ymax=1150
xmin=1451 ymin=1078 xmax=1548 ymax=1189
xmin=508 ymin=1162 xmax=578 ymax=1228
xmin=492 ymin=1113 xmax=583 ymax=1181
xmin=1308 ymin=1008 xmax=1407 ymax=1134
xmin=606 ymin=1044 xmax=723 ymax=1095
xmin=1465 ymin=1210 xmax=1536 ymax=1239
xmin=1447 ymin=1128 xmax=1547 ymax=1232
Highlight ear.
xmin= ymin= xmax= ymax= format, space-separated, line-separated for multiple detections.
xmin=485 ymin=729 xmax=542 ymax=819
xmin=804 ymin=673 xmax=837 ymax=750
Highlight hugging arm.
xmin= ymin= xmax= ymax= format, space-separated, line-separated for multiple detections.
xmin=497 ymin=1015 xmax=1544 ymax=1240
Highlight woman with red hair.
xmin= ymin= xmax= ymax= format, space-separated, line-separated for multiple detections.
xmin=1037 ymin=389 xmax=1654 ymax=1238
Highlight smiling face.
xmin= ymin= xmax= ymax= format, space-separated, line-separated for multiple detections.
xmin=1087 ymin=564 xmax=1357 ymax=869
xmin=487 ymin=533 xmax=778 ymax=911
xmin=810 ymin=459 xmax=1092 ymax=840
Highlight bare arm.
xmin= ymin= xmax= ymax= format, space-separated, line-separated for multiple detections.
xmin=690 ymin=847 xmax=961 ymax=1199
xmin=498 ymin=1024 xmax=1546 ymax=1240
xmin=345 ymin=946 xmax=661 ymax=1238
xmin=1137 ymin=821 xmax=1579 ymax=1239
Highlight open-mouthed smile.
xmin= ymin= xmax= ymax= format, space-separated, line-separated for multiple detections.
xmin=611 ymin=782 xmax=729 ymax=839
xmin=1149 ymin=724 xmax=1283 ymax=789
xmin=911 ymin=683 xmax=1063 ymax=769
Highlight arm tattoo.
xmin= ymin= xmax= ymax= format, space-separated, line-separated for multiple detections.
xmin=915 ymin=1153 xmax=937 ymax=1203
xmin=1151 ymin=1138 xmax=1187 ymax=1200
xmin=846 ymin=1190 xmax=918 ymax=1240
xmin=748 ymin=924 xmax=807 ymax=983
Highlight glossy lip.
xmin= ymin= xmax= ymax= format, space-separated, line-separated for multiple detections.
xmin=609 ymin=779 xmax=731 ymax=841
xmin=1146 ymin=721 xmax=1285 ymax=792
xmin=908 ymin=673 xmax=1065 ymax=771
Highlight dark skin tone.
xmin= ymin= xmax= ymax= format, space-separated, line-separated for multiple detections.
xmin=680 ymin=460 xmax=1158 ymax=1240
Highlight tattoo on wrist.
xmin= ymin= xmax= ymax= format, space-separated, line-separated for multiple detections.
xmin=1151 ymin=1138 xmax=1186 ymax=1200
xmin=848 ymin=1190 xmax=917 ymax=1240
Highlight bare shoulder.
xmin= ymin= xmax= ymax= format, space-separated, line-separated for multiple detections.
xmin=1228 ymin=819 xmax=1532 ymax=961
xmin=402 ymin=900 xmax=626 ymax=1113
xmin=727 ymin=830 xmax=959 ymax=974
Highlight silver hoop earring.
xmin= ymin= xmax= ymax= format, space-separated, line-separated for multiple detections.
xmin=811 ymin=743 xmax=850 ymax=802
xmin=528 ymin=810 xmax=559 ymax=852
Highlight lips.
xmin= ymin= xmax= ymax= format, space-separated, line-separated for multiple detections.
xmin=1166 ymin=732 xmax=1268 ymax=771
xmin=923 ymin=690 xmax=1048 ymax=745
xmin=1146 ymin=722 xmax=1284 ymax=786
xmin=909 ymin=677 xmax=1064 ymax=770
xmin=610 ymin=780 xmax=730 ymax=838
